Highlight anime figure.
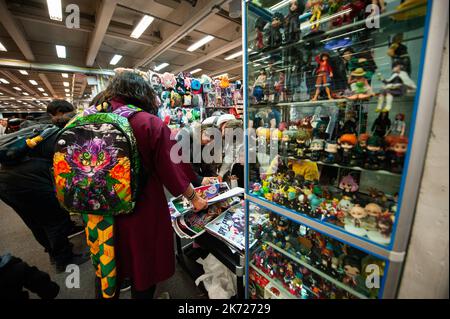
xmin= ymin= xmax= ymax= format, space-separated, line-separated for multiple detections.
xmin=338 ymin=133 xmax=357 ymax=166
xmin=309 ymin=139 xmax=325 ymax=161
xmin=285 ymin=0 xmax=305 ymax=43
xmin=385 ymin=135 xmax=408 ymax=173
xmin=337 ymin=198 xmax=354 ymax=223
xmin=342 ymin=256 xmax=362 ymax=288
xmin=272 ymin=218 xmax=292 ymax=250
xmin=252 ymin=70 xmax=266 ymax=103
xmin=322 ymin=141 xmax=339 ymax=163
xmin=265 ymin=66 xmax=276 ymax=102
xmin=312 ymin=52 xmax=334 ymax=101
xmin=368 ymin=210 xmax=394 ymax=245
xmin=296 ymin=128 xmax=312 ymax=158
xmin=387 ymin=33 xmax=411 ymax=75
xmin=364 ymin=136 xmax=385 ymax=170
xmin=389 ymin=113 xmax=406 ymax=136
xmin=312 ymin=120 xmax=329 ymax=140
xmin=339 ymin=110 xmax=357 ymax=136
xmin=308 ymin=0 xmax=323 ymax=30
xmin=281 ymin=130 xmax=299 ymax=156
xmin=345 ymin=205 xmax=368 ymax=237
xmin=268 ymin=13 xmax=284 ymax=48
xmin=345 ymin=68 xmax=374 ymax=100
xmin=254 ymin=17 xmax=267 ymax=50
xmin=339 ymin=175 xmax=359 ymax=200
xmin=372 ymin=111 xmax=391 ymax=137
xmin=307 ymin=186 xmax=325 ymax=215
xmin=275 ymin=72 xmax=287 ymax=102
xmin=376 ymin=63 xmax=417 ymax=112
xmin=353 ymin=133 xmax=369 ymax=166
xmin=364 ymin=202 xmax=383 ymax=231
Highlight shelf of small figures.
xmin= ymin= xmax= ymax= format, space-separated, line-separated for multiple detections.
xmin=249 ymin=263 xmax=298 ymax=299
xmin=247 ymin=1 xmax=427 ymax=63
xmin=263 ymin=241 xmax=368 ymax=299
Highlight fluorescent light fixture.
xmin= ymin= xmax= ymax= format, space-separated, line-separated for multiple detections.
xmin=130 ymin=15 xmax=155 ymax=39
xmin=29 ymin=80 xmax=38 ymax=85
xmin=47 ymin=0 xmax=62 ymax=21
xmin=0 ymin=92 xmax=3 ymax=95
xmin=0 ymin=78 xmax=10 ymax=84
xmin=65 ymin=89 xmax=70 ymax=93
xmin=61 ymin=73 xmax=69 ymax=78
xmin=66 ymin=94 xmax=71 ymax=97
xmin=187 ymin=35 xmax=214 ymax=52
xmin=110 ymin=54 xmax=123 ymax=65
xmin=13 ymin=87 xmax=22 ymax=91
xmin=269 ymin=0 xmax=290 ymax=11
xmin=23 ymin=92 xmax=29 ymax=96
xmin=224 ymin=51 xmax=242 ymax=60
xmin=154 ymin=62 xmax=169 ymax=72
xmin=190 ymin=68 xmax=202 ymax=75
xmin=38 ymin=88 xmax=45 ymax=92
xmin=0 ymin=42 xmax=6 ymax=52
xmin=63 ymin=82 xmax=70 ymax=87
xmin=43 ymin=93 xmax=49 ymax=96
xmin=19 ymin=70 xmax=29 ymax=75
xmin=55 ymin=45 xmax=66 ymax=58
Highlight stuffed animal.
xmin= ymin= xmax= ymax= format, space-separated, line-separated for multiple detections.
xmin=161 ymin=72 xmax=177 ymax=90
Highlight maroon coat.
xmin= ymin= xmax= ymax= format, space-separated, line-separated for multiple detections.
xmin=110 ymin=99 xmax=194 ymax=291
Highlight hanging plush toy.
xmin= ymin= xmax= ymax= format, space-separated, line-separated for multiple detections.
xmin=219 ymin=74 xmax=230 ymax=89
xmin=175 ymin=74 xmax=186 ymax=95
xmin=161 ymin=72 xmax=176 ymax=90
xmin=201 ymin=74 xmax=213 ymax=93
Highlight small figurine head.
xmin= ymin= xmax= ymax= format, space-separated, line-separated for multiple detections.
xmin=272 ymin=12 xmax=284 ymax=27
xmin=393 ymin=33 xmax=404 ymax=44
xmin=339 ymin=175 xmax=359 ymax=193
xmin=320 ymin=52 xmax=330 ymax=61
xmin=386 ymin=135 xmax=408 ymax=154
xmin=367 ymin=136 xmax=384 ymax=152
xmin=339 ymin=133 xmax=358 ymax=150
xmin=364 ymin=203 xmax=382 ymax=218
xmin=325 ymin=141 xmax=338 ymax=153
xmin=297 ymin=128 xmax=311 ymax=144
xmin=316 ymin=120 xmax=327 ymax=133
xmin=395 ymin=113 xmax=405 ymax=121
xmin=310 ymin=139 xmax=325 ymax=151
xmin=343 ymin=256 xmax=361 ymax=277
xmin=349 ymin=205 xmax=367 ymax=220
xmin=358 ymin=133 xmax=370 ymax=148
xmin=377 ymin=212 xmax=394 ymax=236
xmin=253 ymin=182 xmax=262 ymax=192
xmin=341 ymin=47 xmax=355 ymax=61
xmin=350 ymin=68 xmax=366 ymax=79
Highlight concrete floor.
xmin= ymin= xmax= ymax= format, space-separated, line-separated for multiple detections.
xmin=0 ymin=199 xmax=206 ymax=299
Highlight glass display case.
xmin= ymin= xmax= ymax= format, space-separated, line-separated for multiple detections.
xmin=243 ymin=0 xmax=445 ymax=299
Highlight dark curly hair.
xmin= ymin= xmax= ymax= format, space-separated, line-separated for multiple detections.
xmin=101 ymin=71 xmax=158 ymax=114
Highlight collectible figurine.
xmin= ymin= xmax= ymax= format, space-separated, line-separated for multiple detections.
xmin=307 ymin=186 xmax=325 ymax=216
xmin=275 ymin=71 xmax=287 ymax=102
xmin=345 ymin=68 xmax=374 ymax=100
xmin=285 ymin=0 xmax=305 ymax=43
xmin=339 ymin=110 xmax=357 ymax=136
xmin=368 ymin=210 xmax=394 ymax=245
xmin=268 ymin=13 xmax=284 ymax=48
xmin=364 ymin=202 xmax=383 ymax=231
xmin=296 ymin=128 xmax=311 ymax=158
xmin=342 ymin=256 xmax=362 ymax=288
xmin=337 ymin=198 xmax=354 ymax=224
xmin=265 ymin=66 xmax=276 ymax=102
xmin=387 ymin=33 xmax=411 ymax=75
xmin=376 ymin=63 xmax=417 ymax=112
xmin=312 ymin=52 xmax=334 ymax=101
xmin=389 ymin=113 xmax=406 ymax=136
xmin=353 ymin=133 xmax=369 ymax=166
xmin=364 ymin=136 xmax=385 ymax=170
xmin=282 ymin=129 xmax=299 ymax=156
xmin=272 ymin=218 xmax=292 ymax=250
xmin=338 ymin=133 xmax=357 ymax=166
xmin=254 ymin=18 xmax=267 ymax=50
xmin=308 ymin=0 xmax=323 ymax=30
xmin=309 ymin=139 xmax=325 ymax=161
xmin=323 ymin=141 xmax=339 ymax=163
xmin=312 ymin=120 xmax=329 ymax=140
xmin=345 ymin=205 xmax=368 ymax=237
xmin=385 ymin=135 xmax=408 ymax=173
xmin=339 ymin=175 xmax=359 ymax=200
xmin=253 ymin=70 xmax=267 ymax=102
xmin=371 ymin=111 xmax=391 ymax=137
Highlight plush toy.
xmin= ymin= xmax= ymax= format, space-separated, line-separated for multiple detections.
xmin=161 ymin=72 xmax=177 ymax=90
xmin=191 ymin=78 xmax=202 ymax=94
xmin=175 ymin=75 xmax=186 ymax=95
xmin=219 ymin=74 xmax=230 ymax=89
xmin=200 ymin=74 xmax=213 ymax=93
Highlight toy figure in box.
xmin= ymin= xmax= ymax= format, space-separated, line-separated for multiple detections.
xmin=372 ymin=111 xmax=391 ymax=137
xmin=376 ymin=63 xmax=417 ymax=112
xmin=296 ymin=128 xmax=311 ymax=158
xmin=385 ymin=135 xmax=408 ymax=173
xmin=364 ymin=135 xmax=385 ymax=170
xmin=363 ymin=202 xmax=383 ymax=231
xmin=339 ymin=175 xmax=359 ymax=200
xmin=309 ymin=139 xmax=325 ymax=161
xmin=389 ymin=113 xmax=406 ymax=136
xmin=345 ymin=68 xmax=374 ymax=100
xmin=254 ymin=18 xmax=267 ymax=50
xmin=323 ymin=141 xmax=339 ymax=163
xmin=285 ymin=0 xmax=305 ymax=44
xmin=387 ymin=33 xmax=412 ymax=75
xmin=338 ymin=133 xmax=357 ymax=166
xmin=345 ymin=205 xmax=368 ymax=237
xmin=312 ymin=52 xmax=334 ymax=101
xmin=268 ymin=13 xmax=284 ymax=48
xmin=312 ymin=120 xmax=329 ymax=140
xmin=307 ymin=0 xmax=323 ymax=30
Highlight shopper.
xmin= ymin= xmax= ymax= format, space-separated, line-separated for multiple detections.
xmin=92 ymin=71 xmax=208 ymax=299
xmin=0 ymin=118 xmax=6 ymax=136
xmin=4 ymin=118 xmax=21 ymax=134
xmin=0 ymin=100 xmax=87 ymax=272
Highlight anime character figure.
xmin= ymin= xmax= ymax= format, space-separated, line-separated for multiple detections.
xmin=339 ymin=110 xmax=357 ymax=136
xmin=272 ymin=218 xmax=292 ymax=250
xmin=285 ymin=0 xmax=305 ymax=43
xmin=275 ymin=72 xmax=287 ymax=102
xmin=268 ymin=13 xmax=284 ymax=48
xmin=385 ymin=135 xmax=408 ymax=173
xmin=387 ymin=33 xmax=411 ymax=75
xmin=364 ymin=202 xmax=383 ymax=231
xmin=372 ymin=112 xmax=391 ymax=137
xmin=252 ymin=70 xmax=267 ymax=102
xmin=337 ymin=198 xmax=354 ymax=223
xmin=281 ymin=129 xmax=299 ymax=156
xmin=339 ymin=175 xmax=359 ymax=200
xmin=342 ymin=256 xmax=362 ymax=288
xmin=308 ymin=0 xmax=323 ymax=30
xmin=322 ymin=141 xmax=339 ymax=163
xmin=345 ymin=205 xmax=368 ymax=237
xmin=364 ymin=136 xmax=385 ymax=170
xmin=312 ymin=120 xmax=329 ymax=140
xmin=345 ymin=68 xmax=374 ymax=100
xmin=254 ymin=17 xmax=267 ymax=50
xmin=296 ymin=128 xmax=311 ymax=158
xmin=376 ymin=63 xmax=417 ymax=112
xmin=307 ymin=186 xmax=325 ymax=215
xmin=309 ymin=139 xmax=325 ymax=161
xmin=368 ymin=210 xmax=394 ymax=245
xmin=389 ymin=113 xmax=406 ymax=136
xmin=338 ymin=133 xmax=357 ymax=166
xmin=353 ymin=133 xmax=369 ymax=166
xmin=312 ymin=52 xmax=334 ymax=101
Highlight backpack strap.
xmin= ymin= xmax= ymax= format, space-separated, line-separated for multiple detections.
xmin=112 ymin=105 xmax=142 ymax=119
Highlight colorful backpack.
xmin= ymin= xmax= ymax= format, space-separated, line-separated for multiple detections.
xmin=53 ymin=103 xmax=141 ymax=299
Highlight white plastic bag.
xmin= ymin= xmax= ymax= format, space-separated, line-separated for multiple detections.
xmin=195 ymin=254 xmax=237 ymax=299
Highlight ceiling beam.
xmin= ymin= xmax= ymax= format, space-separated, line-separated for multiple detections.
xmin=172 ymin=38 xmax=241 ymax=74
xmin=0 ymin=0 xmax=36 ymax=61
xmin=39 ymin=73 xmax=57 ymax=98
xmin=135 ymin=0 xmax=226 ymax=68
xmin=0 ymin=86 xmax=40 ymax=108
xmin=209 ymin=62 xmax=242 ymax=77
xmin=0 ymin=70 xmax=38 ymax=97
xmin=86 ymin=0 xmax=118 ymax=67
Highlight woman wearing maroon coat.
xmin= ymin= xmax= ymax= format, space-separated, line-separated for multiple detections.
xmin=97 ymin=71 xmax=208 ymax=298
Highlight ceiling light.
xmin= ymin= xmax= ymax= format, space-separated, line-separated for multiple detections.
xmin=43 ymin=93 xmax=48 ymax=96
xmin=23 ymin=92 xmax=29 ymax=96
xmin=187 ymin=35 xmax=214 ymax=52
xmin=110 ymin=54 xmax=122 ymax=65
xmin=55 ymin=45 xmax=66 ymax=58
xmin=0 ymin=92 xmax=3 ymax=95
xmin=61 ymin=73 xmax=69 ymax=78
xmin=47 ymin=0 xmax=62 ymax=21
xmin=66 ymin=94 xmax=71 ymax=97
xmin=29 ymin=80 xmax=38 ymax=85
xmin=0 ymin=42 xmax=6 ymax=52
xmin=65 ymin=89 xmax=70 ymax=93
xmin=19 ymin=70 xmax=29 ymax=75
xmin=0 ymin=78 xmax=10 ymax=84
xmin=13 ymin=87 xmax=22 ymax=91
xmin=224 ymin=51 xmax=242 ymax=60
xmin=38 ymin=88 xmax=45 ymax=92
xmin=190 ymin=68 xmax=202 ymax=75
xmin=154 ymin=62 xmax=169 ymax=72
xmin=63 ymin=82 xmax=70 ymax=87
xmin=130 ymin=15 xmax=155 ymax=39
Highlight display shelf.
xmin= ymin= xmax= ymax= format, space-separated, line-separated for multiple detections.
xmin=264 ymin=241 xmax=368 ymax=299
xmin=249 ymin=263 xmax=298 ymax=299
xmin=246 ymin=194 xmax=402 ymax=261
